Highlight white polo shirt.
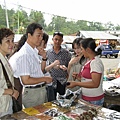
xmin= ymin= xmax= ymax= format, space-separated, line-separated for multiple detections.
xmin=12 ymin=42 xmax=44 ymax=87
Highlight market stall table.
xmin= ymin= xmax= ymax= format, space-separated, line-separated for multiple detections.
xmin=0 ymin=99 xmax=120 ymax=120
xmin=103 ymin=78 xmax=120 ymax=107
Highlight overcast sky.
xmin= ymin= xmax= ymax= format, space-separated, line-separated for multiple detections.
xmin=0 ymin=0 xmax=120 ymax=25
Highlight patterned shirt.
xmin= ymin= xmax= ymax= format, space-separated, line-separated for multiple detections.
xmin=47 ymin=47 xmax=71 ymax=87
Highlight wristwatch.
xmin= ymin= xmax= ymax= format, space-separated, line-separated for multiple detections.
xmin=42 ymin=58 xmax=48 ymax=61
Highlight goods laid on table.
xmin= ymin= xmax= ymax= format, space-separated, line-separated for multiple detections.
xmin=1 ymin=89 xmax=120 ymax=120
xmin=65 ymin=107 xmax=98 ymax=120
xmin=55 ymin=89 xmax=81 ymax=108
xmin=103 ymin=80 xmax=120 ymax=107
xmin=104 ymin=84 xmax=120 ymax=96
xmin=97 ymin=107 xmax=120 ymax=120
xmin=106 ymin=86 xmax=120 ymax=96
xmin=22 ymin=107 xmax=40 ymax=116
xmin=1 ymin=100 xmax=120 ymax=120
xmin=10 ymin=89 xmax=99 ymax=120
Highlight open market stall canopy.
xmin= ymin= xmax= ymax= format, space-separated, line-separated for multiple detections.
xmin=79 ymin=31 xmax=120 ymax=40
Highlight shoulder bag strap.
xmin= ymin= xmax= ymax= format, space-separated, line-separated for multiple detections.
xmin=0 ymin=59 xmax=13 ymax=88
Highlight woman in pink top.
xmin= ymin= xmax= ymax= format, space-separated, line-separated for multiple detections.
xmin=67 ymin=38 xmax=104 ymax=106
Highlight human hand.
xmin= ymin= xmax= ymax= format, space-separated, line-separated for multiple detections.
xmin=72 ymin=72 xmax=79 ymax=80
xmin=53 ymin=60 xmax=60 ymax=66
xmin=45 ymin=77 xmax=53 ymax=84
xmin=59 ymin=65 xmax=67 ymax=71
xmin=38 ymin=48 xmax=47 ymax=58
xmin=12 ymin=89 xmax=19 ymax=100
xmin=52 ymin=60 xmax=60 ymax=69
xmin=66 ymin=81 xmax=77 ymax=88
xmin=69 ymin=56 xmax=80 ymax=65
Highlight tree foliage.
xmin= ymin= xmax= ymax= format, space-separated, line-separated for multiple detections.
xmin=29 ymin=10 xmax=46 ymax=28
xmin=0 ymin=5 xmax=6 ymax=28
xmin=0 ymin=5 xmax=120 ymax=35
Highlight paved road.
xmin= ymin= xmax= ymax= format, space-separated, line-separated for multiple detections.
xmin=100 ymin=56 xmax=120 ymax=74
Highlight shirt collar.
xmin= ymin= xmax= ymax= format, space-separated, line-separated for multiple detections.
xmin=50 ymin=46 xmax=64 ymax=53
xmin=24 ymin=42 xmax=37 ymax=55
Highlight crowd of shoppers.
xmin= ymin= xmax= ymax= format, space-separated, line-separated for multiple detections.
xmin=0 ymin=23 xmax=105 ymax=117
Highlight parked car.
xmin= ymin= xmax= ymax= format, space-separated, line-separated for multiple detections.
xmin=100 ymin=45 xmax=119 ymax=58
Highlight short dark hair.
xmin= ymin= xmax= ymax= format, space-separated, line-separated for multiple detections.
xmin=0 ymin=28 xmax=14 ymax=44
xmin=53 ymin=32 xmax=63 ymax=38
xmin=26 ymin=23 xmax=43 ymax=36
xmin=43 ymin=32 xmax=49 ymax=44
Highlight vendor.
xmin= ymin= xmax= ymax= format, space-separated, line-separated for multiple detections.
xmin=67 ymin=38 xmax=104 ymax=106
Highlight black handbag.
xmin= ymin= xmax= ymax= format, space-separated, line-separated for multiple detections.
xmin=12 ymin=97 xmax=22 ymax=113
xmin=0 ymin=59 xmax=22 ymax=113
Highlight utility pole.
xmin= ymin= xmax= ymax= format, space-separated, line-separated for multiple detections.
xmin=17 ymin=2 xmax=20 ymax=34
xmin=18 ymin=10 xmax=19 ymax=34
xmin=4 ymin=0 xmax=9 ymax=28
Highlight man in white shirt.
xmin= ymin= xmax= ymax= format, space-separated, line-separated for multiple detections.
xmin=13 ymin=23 xmax=52 ymax=108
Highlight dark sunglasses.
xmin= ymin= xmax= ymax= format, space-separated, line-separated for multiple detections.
xmin=53 ymin=32 xmax=63 ymax=38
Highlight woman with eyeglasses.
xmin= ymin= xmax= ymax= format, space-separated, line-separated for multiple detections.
xmin=0 ymin=28 xmax=19 ymax=117
xmin=67 ymin=38 xmax=104 ymax=106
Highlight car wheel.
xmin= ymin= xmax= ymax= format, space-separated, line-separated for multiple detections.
xmin=115 ymin=54 xmax=118 ymax=58
xmin=107 ymin=54 xmax=111 ymax=58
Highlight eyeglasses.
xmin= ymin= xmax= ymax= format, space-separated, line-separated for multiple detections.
xmin=53 ymin=32 xmax=63 ymax=38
